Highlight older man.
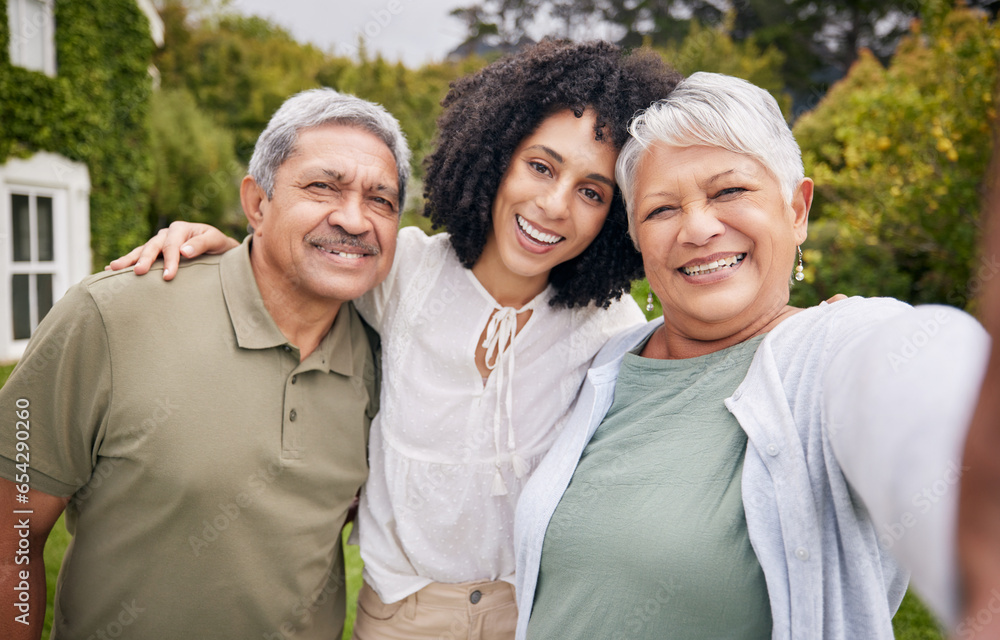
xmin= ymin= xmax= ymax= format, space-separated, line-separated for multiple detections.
xmin=0 ymin=88 xmax=409 ymax=639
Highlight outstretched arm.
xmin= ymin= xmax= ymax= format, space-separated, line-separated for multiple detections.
xmin=106 ymin=221 xmax=238 ymax=280
xmin=957 ymin=150 xmax=1000 ymax=637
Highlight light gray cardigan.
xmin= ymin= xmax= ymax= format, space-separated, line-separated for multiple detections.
xmin=514 ymin=297 xmax=989 ymax=639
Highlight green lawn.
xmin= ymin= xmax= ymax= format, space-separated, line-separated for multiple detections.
xmin=2 ymin=361 xmax=944 ymax=638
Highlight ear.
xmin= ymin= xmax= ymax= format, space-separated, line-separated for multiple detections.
xmin=791 ymin=177 xmax=813 ymax=246
xmin=241 ymin=176 xmax=267 ymax=235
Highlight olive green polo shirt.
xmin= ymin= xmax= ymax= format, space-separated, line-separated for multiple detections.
xmin=0 ymin=238 xmax=379 ymax=639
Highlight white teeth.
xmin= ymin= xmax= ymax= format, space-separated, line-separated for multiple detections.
xmin=681 ymin=253 xmax=746 ymax=276
xmin=315 ymin=245 xmax=363 ymax=259
xmin=517 ymin=215 xmax=563 ymax=245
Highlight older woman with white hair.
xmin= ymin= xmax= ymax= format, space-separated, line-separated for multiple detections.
xmin=514 ymin=71 xmax=991 ymax=639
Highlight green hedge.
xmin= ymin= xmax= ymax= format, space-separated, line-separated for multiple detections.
xmin=0 ymin=0 xmax=155 ymax=268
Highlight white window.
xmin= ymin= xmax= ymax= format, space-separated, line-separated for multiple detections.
xmin=0 ymin=153 xmax=90 ymax=361
xmin=9 ymin=189 xmax=62 ymax=340
xmin=7 ymin=0 xmax=56 ymax=76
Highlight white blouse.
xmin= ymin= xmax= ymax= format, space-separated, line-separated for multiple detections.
xmin=353 ymin=227 xmax=646 ymax=604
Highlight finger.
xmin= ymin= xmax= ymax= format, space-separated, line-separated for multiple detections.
xmin=159 ymin=223 xmax=198 ymax=280
xmin=133 ymin=228 xmax=170 ymax=277
xmin=107 ymin=245 xmax=145 ymax=272
xmin=825 ymin=293 xmax=848 ymax=304
xmin=181 ymin=229 xmax=240 ymax=259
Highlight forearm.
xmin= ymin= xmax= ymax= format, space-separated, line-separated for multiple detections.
xmin=957 ymin=338 xmax=1000 ymax=637
xmin=0 ymin=537 xmax=47 ymax=640
xmin=824 ymin=305 xmax=990 ymax=626
xmin=0 ymin=482 xmax=67 ymax=640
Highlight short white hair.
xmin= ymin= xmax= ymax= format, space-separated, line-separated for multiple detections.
xmin=616 ymin=72 xmax=803 ymax=247
xmin=249 ymin=88 xmax=411 ymax=207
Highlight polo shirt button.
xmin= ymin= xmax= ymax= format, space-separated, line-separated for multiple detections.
xmin=469 ymin=590 xmax=482 ymax=604
xmin=795 ymin=547 xmax=809 ymax=561
xmin=291 ymin=375 xmax=298 ymax=384
xmin=283 ymin=345 xmax=291 ymax=352
xmin=289 ymin=409 xmax=297 ymax=422
xmin=766 ymin=444 xmax=779 ymax=456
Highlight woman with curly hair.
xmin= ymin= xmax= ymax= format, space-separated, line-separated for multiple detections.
xmin=110 ymin=40 xmax=681 ymax=639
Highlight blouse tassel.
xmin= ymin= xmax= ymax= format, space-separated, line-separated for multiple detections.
xmin=491 ymin=467 xmax=508 ymax=496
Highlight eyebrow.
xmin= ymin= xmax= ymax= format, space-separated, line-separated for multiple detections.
xmin=525 ymin=144 xmax=615 ymax=188
xmin=638 ymin=191 xmax=675 ymax=205
xmin=706 ymin=169 xmax=736 ymax=184
xmin=319 ymin=169 xmax=399 ymax=201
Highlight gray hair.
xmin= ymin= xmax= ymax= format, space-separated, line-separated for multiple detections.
xmin=616 ymin=72 xmax=803 ymax=247
xmin=248 ymin=88 xmax=411 ymax=208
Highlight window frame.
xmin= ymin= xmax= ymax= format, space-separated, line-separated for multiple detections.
xmin=7 ymin=0 xmax=56 ymax=76
xmin=7 ymin=187 xmax=66 ymax=341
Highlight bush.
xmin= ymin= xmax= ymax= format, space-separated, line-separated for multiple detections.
xmin=793 ymin=7 xmax=999 ymax=309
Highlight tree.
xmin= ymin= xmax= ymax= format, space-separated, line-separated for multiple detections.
xmin=792 ymin=6 xmax=999 ymax=309
xmin=154 ymin=0 xmax=329 ymax=160
xmin=150 ymin=1 xmax=485 ymax=223
xmin=148 ymin=88 xmax=243 ymax=234
xmin=654 ymin=18 xmax=789 ymax=114
xmin=445 ymin=0 xmax=923 ymax=109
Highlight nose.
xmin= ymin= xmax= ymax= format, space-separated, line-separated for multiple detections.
xmin=677 ymin=201 xmax=725 ymax=246
xmin=329 ymin=194 xmax=371 ymax=235
xmin=535 ymin=180 xmax=574 ymax=221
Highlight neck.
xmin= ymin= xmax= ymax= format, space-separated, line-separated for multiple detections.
xmin=471 ymin=242 xmax=549 ymax=309
xmin=250 ymin=255 xmax=341 ymax=361
xmin=644 ymin=304 xmax=802 ymax=360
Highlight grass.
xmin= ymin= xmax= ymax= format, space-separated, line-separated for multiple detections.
xmin=2 ymin=361 xmax=944 ymax=638
xmin=0 ymin=362 xmax=15 ymax=386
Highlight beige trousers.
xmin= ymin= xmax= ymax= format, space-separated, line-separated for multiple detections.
xmin=351 ymin=578 xmax=517 ymax=640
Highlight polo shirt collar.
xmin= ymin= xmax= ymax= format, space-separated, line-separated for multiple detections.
xmin=219 ymin=236 xmax=355 ymax=376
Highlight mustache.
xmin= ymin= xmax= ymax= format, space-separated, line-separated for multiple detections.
xmin=304 ymin=230 xmax=380 ymax=256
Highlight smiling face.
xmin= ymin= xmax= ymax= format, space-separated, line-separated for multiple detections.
xmin=242 ymin=123 xmax=400 ymax=313
xmin=473 ymin=109 xmax=618 ymax=303
xmin=634 ymin=143 xmax=812 ymax=342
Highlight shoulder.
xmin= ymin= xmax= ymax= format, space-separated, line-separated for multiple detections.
xmin=769 ymin=296 xmax=912 ymax=350
xmin=396 ymin=226 xmax=451 ymax=257
xmin=81 ymin=255 xmax=224 ymax=311
xmin=765 ymin=297 xmax=983 ymax=376
xmin=547 ymin=294 xmax=647 ymax=361
xmin=390 ymin=226 xmax=458 ymax=276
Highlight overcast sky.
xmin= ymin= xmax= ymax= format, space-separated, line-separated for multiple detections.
xmin=225 ymin=0 xmax=472 ymax=66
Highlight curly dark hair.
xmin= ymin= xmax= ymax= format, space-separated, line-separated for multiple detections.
xmin=422 ymin=39 xmax=682 ymax=308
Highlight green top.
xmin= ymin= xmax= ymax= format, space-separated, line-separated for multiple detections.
xmin=0 ymin=238 xmax=379 ymax=639
xmin=527 ymin=334 xmax=771 ymax=640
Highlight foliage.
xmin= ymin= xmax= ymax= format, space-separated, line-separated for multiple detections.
xmin=152 ymin=1 xmax=484 ymax=223
xmin=792 ymin=6 xmax=999 ymax=309
xmin=154 ymin=1 xmax=330 ymax=160
xmin=148 ymin=88 xmax=243 ymax=233
xmin=730 ymin=0 xmax=918 ymax=101
xmin=653 ymin=18 xmax=790 ymax=116
xmin=42 ymin=515 xmax=71 ymax=639
xmin=0 ymin=0 xmax=156 ymax=268
xmin=447 ymin=0 xmax=922 ymax=100
xmin=893 ymin=590 xmax=945 ymax=640
xmin=315 ymin=50 xmax=486 ymax=180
